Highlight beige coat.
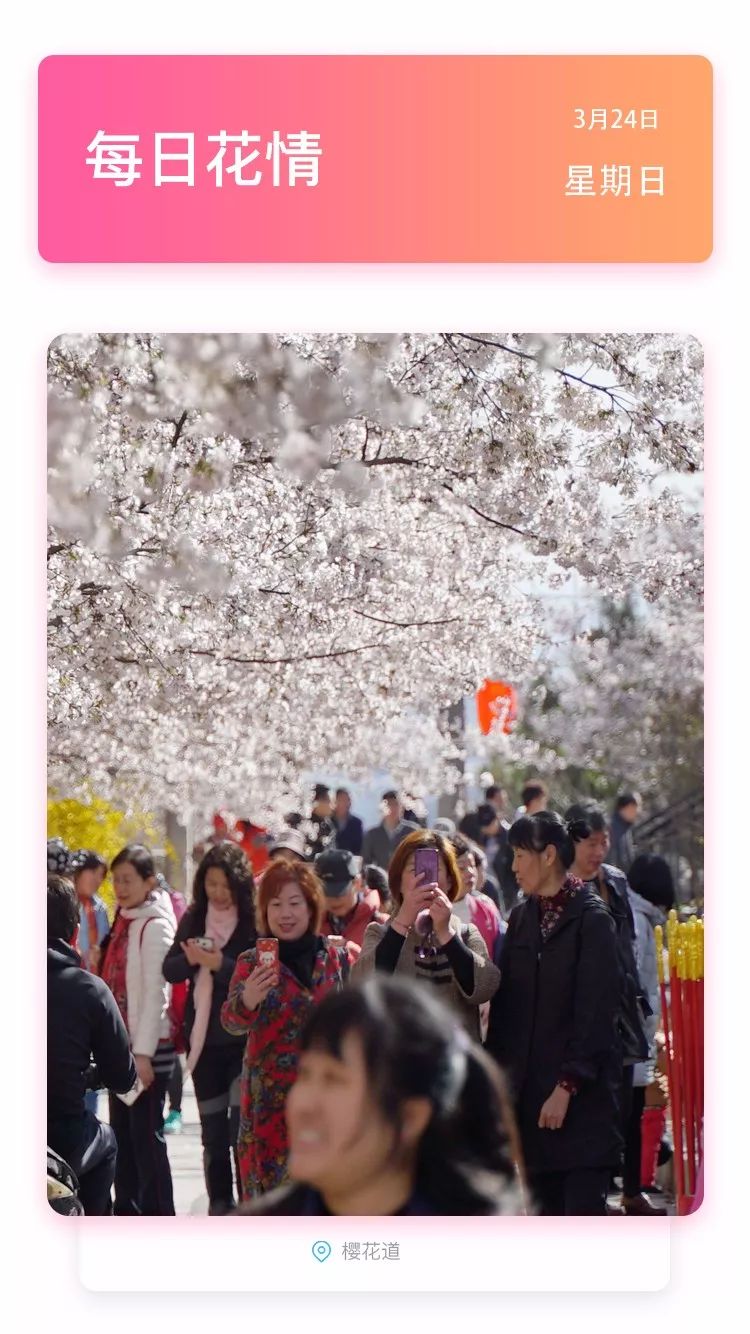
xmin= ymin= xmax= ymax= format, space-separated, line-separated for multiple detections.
xmin=354 ymin=913 xmax=500 ymax=1042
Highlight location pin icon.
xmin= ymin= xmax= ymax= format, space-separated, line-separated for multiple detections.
xmin=312 ymin=1240 xmax=332 ymax=1263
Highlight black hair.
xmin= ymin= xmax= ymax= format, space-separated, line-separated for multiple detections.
xmin=191 ymin=840 xmax=255 ymax=932
xmin=564 ymin=801 xmax=609 ymax=836
xmin=335 ymin=788 xmax=350 ymax=800
xmin=312 ymin=783 xmax=331 ymax=803
xmin=364 ymin=863 xmax=388 ymax=893
xmin=615 ymin=791 xmax=640 ymax=812
xmin=521 ymin=781 xmax=548 ymax=807
xmin=476 ymin=802 xmax=499 ymax=829
xmin=450 ymin=833 xmax=478 ymax=862
xmin=284 ymin=811 xmax=304 ymax=830
xmin=47 ymin=875 xmax=79 ymax=943
xmin=509 ymin=810 xmax=577 ymax=870
xmin=110 ymin=843 xmax=156 ymax=879
xmin=73 ymin=850 xmax=107 ymax=875
xmin=382 ymin=789 xmax=399 ymax=802
xmin=471 ymin=842 xmax=488 ymax=871
xmin=298 ymin=977 xmax=521 ymax=1215
xmin=363 ymin=863 xmax=391 ymax=908
xmin=485 ymin=784 xmax=504 ymax=801
xmin=628 ymin=854 xmax=676 ymax=912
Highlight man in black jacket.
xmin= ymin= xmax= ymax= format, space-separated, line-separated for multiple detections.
xmin=47 ymin=875 xmax=136 ymax=1215
xmin=565 ymin=803 xmax=660 ymax=1213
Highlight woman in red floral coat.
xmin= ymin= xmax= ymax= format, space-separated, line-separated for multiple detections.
xmin=221 ymin=857 xmax=350 ymax=1199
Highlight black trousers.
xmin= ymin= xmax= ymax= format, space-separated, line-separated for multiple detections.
xmin=529 ymin=1168 xmax=611 ymax=1216
xmin=167 ymin=1057 xmax=183 ymax=1113
xmin=109 ymin=1071 xmax=175 ymax=1215
xmin=623 ymin=1084 xmax=647 ymax=1196
xmin=191 ymin=1043 xmax=243 ymax=1214
xmin=48 ymin=1111 xmax=117 ymax=1216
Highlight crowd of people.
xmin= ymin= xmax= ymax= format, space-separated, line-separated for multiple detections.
xmin=46 ymin=778 xmax=682 ymax=1219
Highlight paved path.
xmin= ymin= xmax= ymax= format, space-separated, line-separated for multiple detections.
xmin=98 ymin=1067 xmax=209 ymax=1215
xmin=163 ymin=1071 xmax=209 ymax=1216
xmin=100 ymin=1076 xmax=675 ymax=1217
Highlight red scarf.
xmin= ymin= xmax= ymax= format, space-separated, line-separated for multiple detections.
xmin=101 ymin=913 xmax=130 ymax=1028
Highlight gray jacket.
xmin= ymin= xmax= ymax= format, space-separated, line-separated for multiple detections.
xmin=354 ymin=914 xmax=500 ymax=1042
xmin=628 ymin=888 xmax=665 ymax=1086
xmin=360 ymin=819 xmax=419 ymax=871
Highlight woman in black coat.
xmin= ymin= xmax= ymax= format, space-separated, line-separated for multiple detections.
xmin=163 ymin=841 xmax=256 ymax=1213
xmin=486 ymin=812 xmax=623 ymax=1216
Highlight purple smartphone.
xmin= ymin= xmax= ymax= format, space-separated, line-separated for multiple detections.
xmin=413 ymin=847 xmax=439 ymax=885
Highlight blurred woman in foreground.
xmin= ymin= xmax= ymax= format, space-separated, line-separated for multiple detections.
xmin=241 ymin=976 xmax=525 ymax=1216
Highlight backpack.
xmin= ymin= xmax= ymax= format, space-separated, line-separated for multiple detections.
xmin=169 ymin=980 xmax=189 ymax=1054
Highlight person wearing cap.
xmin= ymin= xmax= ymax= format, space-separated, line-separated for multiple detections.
xmin=314 ymin=849 xmax=389 ymax=956
xmin=268 ymin=828 xmax=308 ymax=863
xmin=432 ymin=817 xmax=457 ymax=840
xmin=361 ymin=791 xmax=419 ymax=871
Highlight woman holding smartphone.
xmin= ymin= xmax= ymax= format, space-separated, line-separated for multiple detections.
xmin=354 ymin=830 xmax=500 ymax=1040
xmin=242 ymin=977 xmax=525 ymax=1217
xmin=221 ymin=858 xmax=350 ymax=1199
xmin=162 ymin=841 xmax=256 ymax=1214
xmin=99 ymin=844 xmax=177 ymax=1216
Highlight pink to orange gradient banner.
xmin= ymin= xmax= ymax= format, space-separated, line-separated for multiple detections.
xmin=38 ymin=55 xmax=712 ymax=263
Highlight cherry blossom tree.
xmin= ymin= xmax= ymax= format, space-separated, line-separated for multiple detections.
xmin=501 ymin=593 xmax=704 ymax=798
xmin=47 ymin=332 xmax=703 ymax=824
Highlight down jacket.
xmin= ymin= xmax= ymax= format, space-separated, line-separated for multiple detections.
xmin=486 ymin=886 xmax=623 ymax=1173
xmin=104 ymin=894 xmax=176 ymax=1057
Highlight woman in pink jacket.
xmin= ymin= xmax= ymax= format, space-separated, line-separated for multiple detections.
xmin=450 ymin=835 xmax=506 ymax=965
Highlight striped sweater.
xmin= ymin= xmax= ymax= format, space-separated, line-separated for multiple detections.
xmin=353 ymin=913 xmax=500 ymax=1041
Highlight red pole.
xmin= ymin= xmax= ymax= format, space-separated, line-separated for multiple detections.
xmin=681 ymin=972 xmax=697 ymax=1194
xmin=693 ymin=976 xmax=699 ymax=1131
xmin=692 ymin=977 xmax=703 ymax=1157
xmin=670 ymin=958 xmax=691 ymax=1209
xmin=658 ymin=971 xmax=685 ymax=1210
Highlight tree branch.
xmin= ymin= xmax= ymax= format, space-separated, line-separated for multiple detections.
xmin=171 ymin=410 xmax=189 ymax=448
xmin=187 ymin=641 xmax=386 ymax=666
xmin=350 ymin=609 xmax=462 ymax=630
xmin=440 ymin=482 xmax=537 ymax=540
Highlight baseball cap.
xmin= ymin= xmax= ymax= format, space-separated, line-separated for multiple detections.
xmin=433 ymin=817 xmax=456 ymax=839
xmin=314 ymin=847 xmax=358 ymax=898
xmin=269 ymin=829 xmax=308 ymax=860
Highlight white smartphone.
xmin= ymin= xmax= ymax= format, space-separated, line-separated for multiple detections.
xmin=116 ymin=1077 xmax=144 ymax=1106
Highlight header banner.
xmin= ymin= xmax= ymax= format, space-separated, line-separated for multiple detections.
xmin=38 ymin=55 xmax=712 ymax=262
